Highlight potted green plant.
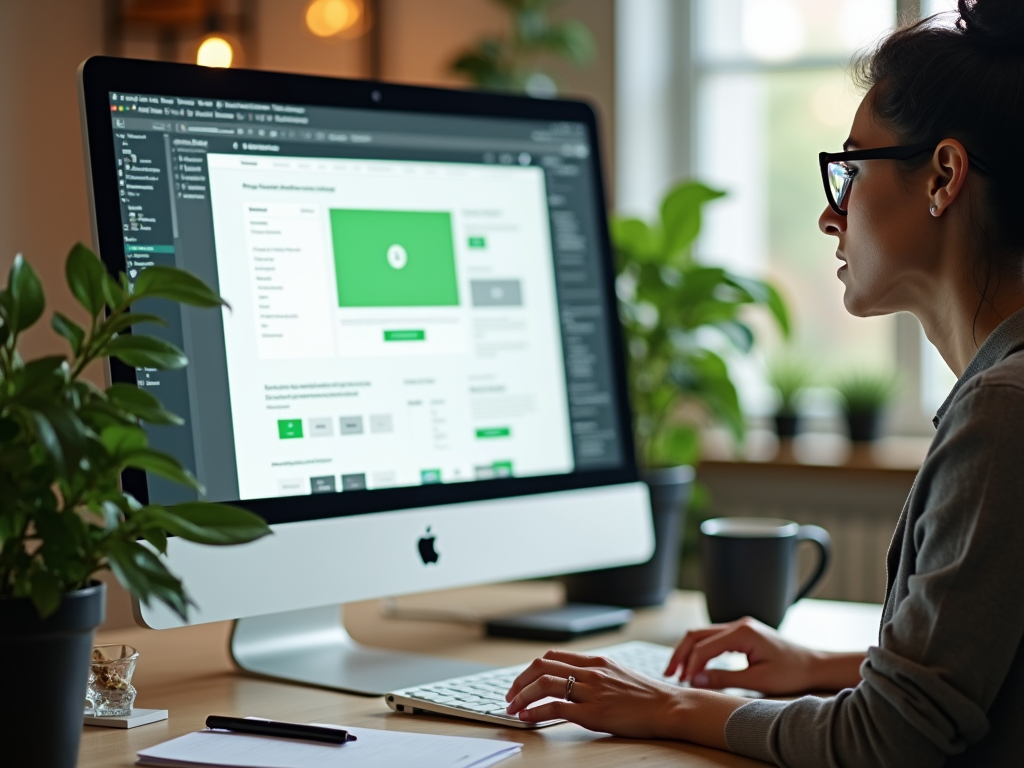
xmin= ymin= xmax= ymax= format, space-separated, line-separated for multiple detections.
xmin=767 ymin=355 xmax=812 ymax=438
xmin=0 ymin=244 xmax=271 ymax=768
xmin=561 ymin=181 xmax=790 ymax=607
xmin=449 ymin=0 xmax=595 ymax=97
xmin=835 ymin=370 xmax=899 ymax=443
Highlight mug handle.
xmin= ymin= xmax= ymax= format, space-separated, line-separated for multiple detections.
xmin=793 ymin=525 xmax=832 ymax=602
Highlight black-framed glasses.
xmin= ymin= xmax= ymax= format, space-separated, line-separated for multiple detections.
xmin=818 ymin=142 xmax=993 ymax=216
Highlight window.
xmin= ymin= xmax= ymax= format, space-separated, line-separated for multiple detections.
xmin=616 ymin=0 xmax=961 ymax=437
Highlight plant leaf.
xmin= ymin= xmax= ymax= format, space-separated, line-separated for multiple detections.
xmin=132 ymin=266 xmax=228 ymax=309
xmin=660 ymin=182 xmax=726 ymax=260
xmin=105 ymin=382 xmax=183 ymax=426
xmin=29 ymin=569 xmax=63 ymax=618
xmin=122 ymin=448 xmax=203 ymax=492
xmin=66 ymin=242 xmax=108 ymax=316
xmin=100 ymin=424 xmax=148 ymax=456
xmin=51 ymin=312 xmax=86 ymax=355
xmin=150 ymin=502 xmax=272 ymax=545
xmin=6 ymin=254 xmax=45 ymax=335
xmin=105 ymin=334 xmax=187 ymax=369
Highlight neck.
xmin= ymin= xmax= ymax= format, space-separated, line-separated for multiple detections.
xmin=915 ymin=264 xmax=1024 ymax=377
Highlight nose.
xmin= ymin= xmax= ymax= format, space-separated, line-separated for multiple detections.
xmin=819 ymin=205 xmax=846 ymax=237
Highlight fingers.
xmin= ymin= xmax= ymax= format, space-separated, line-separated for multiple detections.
xmin=541 ymin=649 xmax=613 ymax=668
xmin=506 ymin=674 xmax=582 ymax=715
xmin=515 ymin=699 xmax=571 ymax=723
xmin=506 ymin=658 xmax=588 ymax=702
xmin=683 ymin=623 xmax=759 ymax=684
xmin=665 ymin=627 xmax=723 ymax=677
xmin=689 ymin=667 xmax=761 ymax=691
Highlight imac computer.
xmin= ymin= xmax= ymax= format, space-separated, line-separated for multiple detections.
xmin=78 ymin=56 xmax=653 ymax=696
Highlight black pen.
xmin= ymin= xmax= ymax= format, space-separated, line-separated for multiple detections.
xmin=205 ymin=715 xmax=357 ymax=745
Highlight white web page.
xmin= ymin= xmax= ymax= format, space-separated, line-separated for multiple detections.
xmin=206 ymin=154 xmax=573 ymax=500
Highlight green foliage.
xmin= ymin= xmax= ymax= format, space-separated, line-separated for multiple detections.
xmin=0 ymin=244 xmax=271 ymax=619
xmin=767 ymin=355 xmax=813 ymax=415
xmin=450 ymin=0 xmax=595 ymax=94
xmin=835 ymin=370 xmax=899 ymax=415
xmin=613 ymin=181 xmax=791 ymax=468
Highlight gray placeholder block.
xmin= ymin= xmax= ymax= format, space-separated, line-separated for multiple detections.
xmin=342 ymin=473 xmax=367 ymax=491
xmin=308 ymin=417 xmax=334 ymax=437
xmin=310 ymin=475 xmax=337 ymax=494
xmin=470 ymin=279 xmax=523 ymax=307
xmin=369 ymin=413 xmax=393 ymax=434
xmin=339 ymin=416 xmax=364 ymax=435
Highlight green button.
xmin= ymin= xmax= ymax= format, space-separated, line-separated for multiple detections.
xmin=125 ymin=244 xmax=175 ymax=254
xmin=278 ymin=419 xmax=303 ymax=439
xmin=468 ymin=236 xmax=486 ymax=249
xmin=384 ymin=329 xmax=426 ymax=342
xmin=492 ymin=461 xmax=513 ymax=477
xmin=421 ymin=469 xmax=442 ymax=484
xmin=475 ymin=427 xmax=510 ymax=439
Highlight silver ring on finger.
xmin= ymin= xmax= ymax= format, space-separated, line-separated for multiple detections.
xmin=564 ymin=675 xmax=576 ymax=701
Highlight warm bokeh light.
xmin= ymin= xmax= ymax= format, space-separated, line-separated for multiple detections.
xmin=306 ymin=0 xmax=361 ymax=37
xmin=197 ymin=36 xmax=234 ymax=68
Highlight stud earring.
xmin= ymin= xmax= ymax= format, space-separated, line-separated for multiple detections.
xmin=930 ymin=205 xmax=939 ymax=217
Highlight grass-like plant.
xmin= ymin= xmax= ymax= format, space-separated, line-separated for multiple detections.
xmin=835 ymin=370 xmax=899 ymax=415
xmin=0 ymin=243 xmax=271 ymax=619
xmin=612 ymin=181 xmax=790 ymax=468
xmin=767 ymin=355 xmax=813 ymax=416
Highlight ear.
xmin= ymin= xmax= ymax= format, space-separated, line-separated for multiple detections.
xmin=929 ymin=139 xmax=970 ymax=217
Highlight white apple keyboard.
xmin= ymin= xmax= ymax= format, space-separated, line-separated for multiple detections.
xmin=385 ymin=640 xmax=681 ymax=729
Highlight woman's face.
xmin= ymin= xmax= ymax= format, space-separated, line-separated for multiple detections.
xmin=819 ymin=91 xmax=938 ymax=318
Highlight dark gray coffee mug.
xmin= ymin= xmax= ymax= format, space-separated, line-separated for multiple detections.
xmin=700 ymin=517 xmax=832 ymax=628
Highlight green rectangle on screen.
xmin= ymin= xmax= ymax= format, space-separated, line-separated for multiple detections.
xmin=278 ymin=419 xmax=303 ymax=439
xmin=476 ymin=427 xmax=511 ymax=439
xmin=330 ymin=209 xmax=459 ymax=307
xmin=468 ymin=236 xmax=486 ymax=249
xmin=492 ymin=461 xmax=513 ymax=477
xmin=383 ymin=329 xmax=425 ymax=342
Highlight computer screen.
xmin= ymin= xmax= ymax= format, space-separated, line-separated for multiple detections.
xmin=99 ymin=82 xmax=632 ymax=523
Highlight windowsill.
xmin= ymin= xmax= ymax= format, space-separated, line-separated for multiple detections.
xmin=701 ymin=427 xmax=930 ymax=473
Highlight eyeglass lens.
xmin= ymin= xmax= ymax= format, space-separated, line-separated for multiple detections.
xmin=828 ymin=162 xmax=852 ymax=211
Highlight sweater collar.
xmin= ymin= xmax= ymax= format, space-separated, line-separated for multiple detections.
xmin=934 ymin=305 xmax=1024 ymax=427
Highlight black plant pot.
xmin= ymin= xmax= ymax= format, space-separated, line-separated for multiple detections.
xmin=845 ymin=410 xmax=882 ymax=442
xmin=560 ymin=465 xmax=695 ymax=608
xmin=0 ymin=581 xmax=105 ymax=768
xmin=773 ymin=413 xmax=800 ymax=439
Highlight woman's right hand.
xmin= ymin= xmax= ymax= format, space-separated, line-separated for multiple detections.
xmin=663 ymin=616 xmax=864 ymax=695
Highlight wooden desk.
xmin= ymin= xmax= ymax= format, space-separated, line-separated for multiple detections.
xmin=80 ymin=584 xmax=881 ymax=767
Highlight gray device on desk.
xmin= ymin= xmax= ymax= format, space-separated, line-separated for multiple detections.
xmin=78 ymin=55 xmax=652 ymax=700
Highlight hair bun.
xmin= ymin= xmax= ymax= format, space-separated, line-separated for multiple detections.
xmin=957 ymin=0 xmax=1024 ymax=52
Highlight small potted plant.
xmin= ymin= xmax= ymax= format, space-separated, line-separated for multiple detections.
xmin=835 ymin=370 xmax=899 ymax=443
xmin=767 ymin=355 xmax=812 ymax=439
xmin=561 ymin=181 xmax=790 ymax=607
xmin=0 ymin=244 xmax=271 ymax=768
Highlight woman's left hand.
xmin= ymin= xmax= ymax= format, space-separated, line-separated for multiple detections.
xmin=503 ymin=650 xmax=685 ymax=738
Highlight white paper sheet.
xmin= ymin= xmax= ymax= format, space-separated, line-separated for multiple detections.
xmin=136 ymin=723 xmax=522 ymax=768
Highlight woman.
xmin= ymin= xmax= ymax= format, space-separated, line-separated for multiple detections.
xmin=503 ymin=2 xmax=1024 ymax=765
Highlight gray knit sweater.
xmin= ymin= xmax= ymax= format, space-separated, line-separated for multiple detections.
xmin=724 ymin=308 xmax=1024 ymax=767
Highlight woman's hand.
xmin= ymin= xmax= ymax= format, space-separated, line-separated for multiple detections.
xmin=504 ymin=650 xmax=686 ymax=738
xmin=504 ymin=650 xmax=746 ymax=747
xmin=664 ymin=616 xmax=865 ymax=695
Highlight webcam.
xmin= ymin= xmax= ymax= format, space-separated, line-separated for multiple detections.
xmin=370 ymin=89 xmax=382 ymax=103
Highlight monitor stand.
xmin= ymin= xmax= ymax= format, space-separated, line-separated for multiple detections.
xmin=229 ymin=604 xmax=493 ymax=696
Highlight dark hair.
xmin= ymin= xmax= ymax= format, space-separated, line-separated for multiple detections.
xmin=856 ymin=0 xmax=1024 ymax=264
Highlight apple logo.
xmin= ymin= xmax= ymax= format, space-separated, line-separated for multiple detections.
xmin=418 ymin=526 xmax=439 ymax=565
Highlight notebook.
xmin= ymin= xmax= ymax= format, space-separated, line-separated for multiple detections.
xmin=136 ymin=723 xmax=522 ymax=768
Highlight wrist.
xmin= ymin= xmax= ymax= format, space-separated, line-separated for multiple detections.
xmin=663 ymin=688 xmax=747 ymax=749
xmin=806 ymin=651 xmax=866 ymax=691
